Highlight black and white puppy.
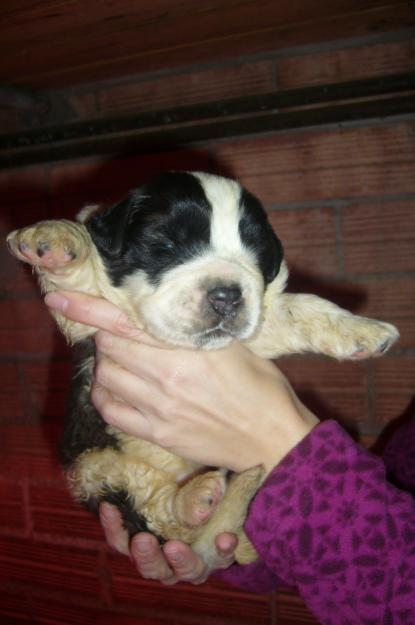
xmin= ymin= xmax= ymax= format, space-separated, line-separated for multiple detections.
xmin=7 ymin=171 xmax=399 ymax=569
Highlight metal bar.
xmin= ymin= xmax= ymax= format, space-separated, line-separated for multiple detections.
xmin=1 ymin=71 xmax=415 ymax=149
xmin=1 ymin=93 xmax=414 ymax=169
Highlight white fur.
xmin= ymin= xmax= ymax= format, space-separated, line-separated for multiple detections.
xmin=194 ymin=172 xmax=246 ymax=255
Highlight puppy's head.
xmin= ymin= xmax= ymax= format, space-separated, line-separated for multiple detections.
xmin=86 ymin=171 xmax=283 ymax=348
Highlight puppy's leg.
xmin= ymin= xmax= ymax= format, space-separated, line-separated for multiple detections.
xmin=7 ymin=220 xmax=105 ymax=343
xmin=72 ymin=448 xmax=226 ymax=542
xmin=172 ymin=470 xmax=227 ymax=527
xmin=71 ymin=447 xmax=193 ymax=541
xmin=248 ymin=293 xmax=399 ymax=360
xmin=190 ymin=465 xmax=264 ymax=569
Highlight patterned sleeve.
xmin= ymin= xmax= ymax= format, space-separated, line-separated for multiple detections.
xmin=213 ymin=558 xmax=282 ymax=593
xmin=216 ymin=420 xmax=415 ymax=623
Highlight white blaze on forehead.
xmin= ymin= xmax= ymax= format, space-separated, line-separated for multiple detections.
xmin=194 ymin=172 xmax=244 ymax=254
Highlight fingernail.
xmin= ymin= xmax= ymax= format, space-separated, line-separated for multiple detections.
xmin=167 ymin=549 xmax=183 ymax=564
xmin=120 ymin=317 xmax=138 ymax=333
xmin=45 ymin=292 xmax=68 ymax=312
xmin=100 ymin=502 xmax=117 ymax=522
xmin=135 ymin=538 xmax=151 ymax=555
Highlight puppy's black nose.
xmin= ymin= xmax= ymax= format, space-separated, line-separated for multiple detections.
xmin=207 ymin=286 xmax=242 ymax=317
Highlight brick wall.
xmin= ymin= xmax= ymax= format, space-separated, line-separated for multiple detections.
xmin=1 ymin=34 xmax=414 ymax=625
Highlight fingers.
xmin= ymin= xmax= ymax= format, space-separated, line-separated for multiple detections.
xmin=215 ymin=532 xmax=238 ymax=556
xmin=130 ymin=534 xmax=177 ymax=585
xmin=100 ymin=504 xmax=235 ymax=587
xmin=94 ymin=349 xmax=152 ymax=405
xmin=99 ymin=502 xmax=130 ymax=556
xmin=94 ymin=330 xmax=171 ymax=379
xmin=44 ymin=291 xmax=160 ymax=344
xmin=163 ymin=541 xmax=209 ymax=585
xmin=91 ymin=383 xmax=154 ymax=440
xmin=45 ymin=291 xmax=135 ymax=334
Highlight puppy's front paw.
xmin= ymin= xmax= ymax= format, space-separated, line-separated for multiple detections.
xmin=175 ymin=470 xmax=226 ymax=527
xmin=332 ymin=315 xmax=399 ymax=360
xmin=7 ymin=220 xmax=90 ymax=272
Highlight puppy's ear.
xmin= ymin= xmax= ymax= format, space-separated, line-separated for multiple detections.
xmin=85 ymin=193 xmax=140 ymax=258
xmin=263 ymin=227 xmax=284 ymax=284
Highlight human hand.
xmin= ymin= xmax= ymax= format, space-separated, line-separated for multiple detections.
xmin=100 ymin=502 xmax=237 ymax=585
xmin=45 ymin=291 xmax=319 ymax=473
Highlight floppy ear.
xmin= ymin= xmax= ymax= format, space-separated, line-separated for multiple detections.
xmin=263 ymin=226 xmax=284 ymax=284
xmin=85 ymin=193 xmax=141 ymax=258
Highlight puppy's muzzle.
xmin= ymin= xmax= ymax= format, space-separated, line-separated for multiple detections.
xmin=207 ymin=285 xmax=243 ymax=318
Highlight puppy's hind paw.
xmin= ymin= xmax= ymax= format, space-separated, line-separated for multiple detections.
xmin=175 ymin=470 xmax=226 ymax=527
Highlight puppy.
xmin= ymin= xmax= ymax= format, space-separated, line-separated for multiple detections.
xmin=7 ymin=171 xmax=399 ymax=569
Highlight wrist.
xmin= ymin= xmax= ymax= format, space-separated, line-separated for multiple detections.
xmin=261 ymin=411 xmax=318 ymax=474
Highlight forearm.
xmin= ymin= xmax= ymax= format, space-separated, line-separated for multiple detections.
xmin=242 ymin=420 xmax=415 ymax=623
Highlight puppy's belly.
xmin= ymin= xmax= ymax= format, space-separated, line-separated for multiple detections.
xmin=112 ymin=427 xmax=203 ymax=483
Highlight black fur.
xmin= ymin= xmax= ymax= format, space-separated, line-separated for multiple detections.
xmin=86 ymin=171 xmax=282 ymax=288
xmin=239 ymin=188 xmax=283 ymax=284
xmin=86 ymin=172 xmax=212 ymax=287
xmin=60 ymin=338 xmax=119 ymax=467
xmin=87 ymin=488 xmax=165 ymax=544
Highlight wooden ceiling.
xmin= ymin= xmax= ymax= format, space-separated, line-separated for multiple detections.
xmin=1 ymin=0 xmax=414 ymax=89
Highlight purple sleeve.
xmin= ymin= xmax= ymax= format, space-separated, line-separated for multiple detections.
xmin=215 ymin=420 xmax=415 ymax=622
xmin=214 ymin=558 xmax=282 ymax=593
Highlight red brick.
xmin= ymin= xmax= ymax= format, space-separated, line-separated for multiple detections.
xmin=215 ymin=123 xmax=415 ymax=204
xmin=52 ymin=191 xmax=127 ymax=221
xmin=0 ymin=165 xmax=49 ymax=203
xmin=277 ymin=353 xmax=366 ymax=392
xmin=344 ymin=238 xmax=415 ymax=275
xmin=30 ymin=481 xmax=103 ymax=542
xmin=0 ymin=536 xmax=101 ymax=597
xmin=23 ymin=361 xmax=72 ymax=421
xmin=277 ymin=40 xmax=415 ymax=89
xmin=98 ymin=61 xmax=275 ymax=116
xmin=30 ymin=597 xmax=104 ymax=625
xmin=0 ymin=363 xmax=24 ymax=420
xmin=278 ymin=357 xmax=369 ymax=424
xmin=49 ymin=149 xmax=213 ymax=199
xmin=373 ymin=356 xmax=415 ymax=425
xmin=0 ymin=479 xmax=26 ymax=533
xmin=0 ymin=245 xmax=44 ymax=299
xmin=341 ymin=200 xmax=415 ymax=241
xmin=0 ymin=423 xmax=62 ymax=479
xmin=341 ymin=200 xmax=415 ymax=274
xmin=284 ymin=244 xmax=339 ymax=279
xmin=30 ymin=596 xmax=172 ymax=625
xmin=110 ymin=552 xmax=270 ymax=623
xmin=269 ymin=207 xmax=339 ymax=277
xmin=373 ymin=356 xmax=415 ymax=392
xmin=1 ymin=199 xmax=49 ymax=232
xmin=269 ymin=207 xmax=336 ymax=246
xmin=0 ymin=590 xmax=31 ymax=624
xmin=0 ymin=298 xmax=68 ymax=357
